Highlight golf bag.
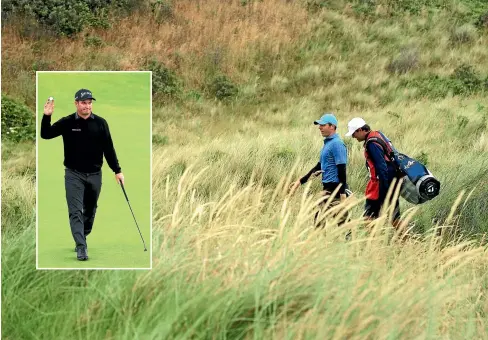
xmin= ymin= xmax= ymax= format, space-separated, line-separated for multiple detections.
xmin=366 ymin=132 xmax=441 ymax=205
xmin=395 ymin=153 xmax=441 ymax=204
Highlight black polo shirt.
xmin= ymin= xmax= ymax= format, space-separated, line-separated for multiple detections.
xmin=41 ymin=112 xmax=122 ymax=174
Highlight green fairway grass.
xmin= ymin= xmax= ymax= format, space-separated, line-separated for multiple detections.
xmin=37 ymin=72 xmax=151 ymax=269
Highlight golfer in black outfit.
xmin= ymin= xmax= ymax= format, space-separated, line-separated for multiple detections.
xmin=40 ymin=89 xmax=124 ymax=261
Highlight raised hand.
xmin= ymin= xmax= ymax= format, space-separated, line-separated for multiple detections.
xmin=44 ymin=98 xmax=54 ymax=116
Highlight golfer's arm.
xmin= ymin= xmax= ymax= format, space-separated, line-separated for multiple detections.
xmin=333 ymin=143 xmax=348 ymax=194
xmin=40 ymin=115 xmax=64 ymax=139
xmin=368 ymin=143 xmax=389 ymax=202
xmin=102 ymin=121 xmax=122 ymax=174
xmin=336 ymin=164 xmax=347 ymax=194
xmin=300 ymin=162 xmax=321 ymax=184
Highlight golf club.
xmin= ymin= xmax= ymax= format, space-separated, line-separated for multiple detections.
xmin=120 ymin=182 xmax=147 ymax=251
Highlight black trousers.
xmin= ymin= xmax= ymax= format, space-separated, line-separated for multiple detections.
xmin=364 ymin=178 xmax=402 ymax=222
xmin=64 ymin=168 xmax=102 ymax=248
xmin=322 ymin=182 xmax=342 ymax=199
xmin=314 ymin=182 xmax=348 ymax=227
xmin=364 ymin=198 xmax=401 ymax=221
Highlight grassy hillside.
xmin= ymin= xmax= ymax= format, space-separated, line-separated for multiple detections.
xmin=2 ymin=0 xmax=488 ymax=338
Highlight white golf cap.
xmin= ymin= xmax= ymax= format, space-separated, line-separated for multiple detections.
xmin=345 ymin=117 xmax=367 ymax=137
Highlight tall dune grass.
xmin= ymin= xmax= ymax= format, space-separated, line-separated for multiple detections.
xmin=2 ymin=164 xmax=487 ymax=339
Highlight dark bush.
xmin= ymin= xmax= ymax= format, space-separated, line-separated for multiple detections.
xmin=152 ymin=134 xmax=169 ymax=145
xmin=352 ymin=0 xmax=377 ymax=18
xmin=32 ymin=60 xmax=54 ymax=72
xmin=1 ymin=0 xmax=145 ymax=37
xmin=401 ymin=64 xmax=488 ymax=99
xmin=84 ymin=35 xmax=104 ymax=48
xmin=150 ymin=0 xmax=174 ymax=26
xmin=304 ymin=0 xmax=348 ymax=12
xmin=209 ymin=75 xmax=238 ymax=101
xmin=452 ymin=64 xmax=484 ymax=95
xmin=305 ymin=0 xmax=330 ymax=13
xmin=380 ymin=0 xmax=446 ymax=14
xmin=1 ymin=95 xmax=35 ymax=143
xmin=474 ymin=11 xmax=488 ymax=29
xmin=146 ymin=59 xmax=182 ymax=102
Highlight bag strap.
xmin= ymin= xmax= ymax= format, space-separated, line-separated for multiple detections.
xmin=365 ymin=135 xmax=395 ymax=163
xmin=365 ymin=135 xmax=406 ymax=178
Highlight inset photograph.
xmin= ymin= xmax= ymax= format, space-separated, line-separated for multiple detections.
xmin=36 ymin=71 xmax=151 ymax=269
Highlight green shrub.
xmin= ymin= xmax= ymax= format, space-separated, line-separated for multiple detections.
xmin=150 ymin=0 xmax=174 ymax=26
xmin=84 ymin=35 xmax=105 ymax=48
xmin=32 ymin=60 xmax=53 ymax=72
xmin=304 ymin=0 xmax=347 ymax=12
xmin=152 ymin=134 xmax=169 ymax=145
xmin=146 ymin=59 xmax=182 ymax=102
xmin=185 ymin=90 xmax=202 ymax=101
xmin=460 ymin=0 xmax=488 ymax=23
xmin=1 ymin=95 xmax=35 ymax=143
xmin=411 ymin=75 xmax=453 ymax=98
xmin=305 ymin=0 xmax=329 ymax=13
xmin=2 ymin=0 xmax=93 ymax=37
xmin=452 ymin=64 xmax=484 ymax=94
xmin=1 ymin=0 xmax=145 ymax=37
xmin=474 ymin=11 xmax=488 ymax=29
xmin=209 ymin=75 xmax=238 ymax=101
xmin=352 ymin=0 xmax=377 ymax=18
xmin=379 ymin=0 xmax=446 ymax=14
xmin=401 ymin=64 xmax=488 ymax=99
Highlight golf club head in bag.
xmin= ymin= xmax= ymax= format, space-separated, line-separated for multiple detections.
xmin=396 ymin=153 xmax=440 ymax=204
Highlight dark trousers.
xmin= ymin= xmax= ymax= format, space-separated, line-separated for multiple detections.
xmin=314 ymin=182 xmax=348 ymax=227
xmin=364 ymin=179 xmax=402 ymax=222
xmin=65 ymin=168 xmax=102 ymax=248
xmin=322 ymin=182 xmax=342 ymax=199
xmin=364 ymin=198 xmax=401 ymax=221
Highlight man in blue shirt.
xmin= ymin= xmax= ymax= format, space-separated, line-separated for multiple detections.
xmin=290 ymin=113 xmax=349 ymax=226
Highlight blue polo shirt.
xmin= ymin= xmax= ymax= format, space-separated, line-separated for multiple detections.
xmin=320 ymin=133 xmax=348 ymax=183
